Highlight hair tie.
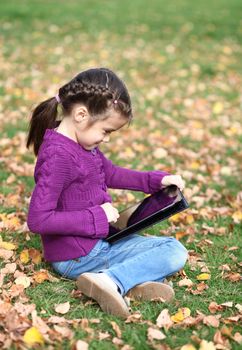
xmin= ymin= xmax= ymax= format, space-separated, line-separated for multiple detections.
xmin=55 ymin=94 xmax=61 ymax=104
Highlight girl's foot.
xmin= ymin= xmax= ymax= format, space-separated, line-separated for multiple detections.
xmin=76 ymin=272 xmax=130 ymax=318
xmin=127 ymin=281 xmax=174 ymax=301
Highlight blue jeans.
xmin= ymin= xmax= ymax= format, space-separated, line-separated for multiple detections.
xmin=51 ymin=234 xmax=188 ymax=295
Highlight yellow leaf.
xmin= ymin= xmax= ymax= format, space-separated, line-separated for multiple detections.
xmin=181 ymin=345 xmax=196 ymax=350
xmin=0 ymin=241 xmax=17 ymax=250
xmin=232 ymin=211 xmax=242 ymax=224
xmin=196 ymin=273 xmax=211 ymax=281
xmin=169 ymin=212 xmax=183 ymax=223
xmin=185 ymin=214 xmax=194 ymax=224
xmin=171 ymin=307 xmax=191 ymax=323
xmin=199 ymin=339 xmax=216 ymax=350
xmin=213 ymin=102 xmax=224 ymax=114
xmin=20 ymin=249 xmax=30 ymax=264
xmin=23 ymin=326 xmax=44 ymax=345
xmin=190 ymin=161 xmax=200 ymax=170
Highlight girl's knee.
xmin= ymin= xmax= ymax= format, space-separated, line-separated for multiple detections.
xmin=167 ymin=237 xmax=188 ymax=272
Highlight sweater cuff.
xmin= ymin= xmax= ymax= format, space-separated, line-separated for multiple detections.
xmin=148 ymin=171 xmax=170 ymax=194
xmin=88 ymin=205 xmax=109 ymax=238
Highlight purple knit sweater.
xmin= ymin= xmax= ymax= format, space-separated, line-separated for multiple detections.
xmin=27 ymin=129 xmax=169 ymax=262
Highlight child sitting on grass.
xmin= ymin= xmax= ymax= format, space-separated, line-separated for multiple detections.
xmin=26 ymin=67 xmax=187 ymax=318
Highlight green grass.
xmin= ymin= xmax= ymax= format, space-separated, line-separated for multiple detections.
xmin=0 ymin=0 xmax=242 ymax=349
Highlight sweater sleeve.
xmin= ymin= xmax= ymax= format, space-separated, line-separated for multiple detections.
xmin=27 ymin=150 xmax=109 ymax=237
xmin=99 ymin=150 xmax=170 ymax=194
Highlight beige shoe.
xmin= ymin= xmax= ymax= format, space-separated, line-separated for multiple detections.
xmin=76 ymin=273 xmax=130 ymax=318
xmin=127 ymin=281 xmax=174 ymax=301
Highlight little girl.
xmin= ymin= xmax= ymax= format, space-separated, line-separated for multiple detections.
xmin=26 ymin=67 xmax=188 ymax=318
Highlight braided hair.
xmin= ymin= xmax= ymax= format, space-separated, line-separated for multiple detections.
xmin=27 ymin=68 xmax=133 ymax=155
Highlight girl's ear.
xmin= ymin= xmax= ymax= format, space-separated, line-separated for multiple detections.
xmin=74 ymin=106 xmax=89 ymax=123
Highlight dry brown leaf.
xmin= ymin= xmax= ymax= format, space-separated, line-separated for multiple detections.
xmin=223 ymin=272 xmax=241 ymax=282
xmin=147 ymin=327 xmax=166 ymax=341
xmin=112 ymin=337 xmax=124 ymax=345
xmin=156 ymin=308 xmax=173 ymax=330
xmin=203 ymin=315 xmax=220 ymax=328
xmin=208 ymin=302 xmax=223 ymax=314
xmin=110 ymin=321 xmax=122 ymax=338
xmin=98 ymin=332 xmax=111 ymax=340
xmin=29 ymin=248 xmax=42 ymax=264
xmin=233 ymin=332 xmax=242 ymax=344
xmin=54 ymin=325 xmax=74 ymax=338
xmin=75 ymin=339 xmax=89 ymax=350
xmin=33 ymin=270 xmax=50 ymax=284
xmin=1 ymin=262 xmax=17 ymax=274
xmin=54 ymin=302 xmax=70 ymax=314
xmin=178 ymin=278 xmax=194 ymax=287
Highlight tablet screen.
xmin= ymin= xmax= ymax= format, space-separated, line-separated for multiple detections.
xmin=109 ymin=185 xmax=180 ymax=232
xmin=127 ymin=186 xmax=180 ymax=226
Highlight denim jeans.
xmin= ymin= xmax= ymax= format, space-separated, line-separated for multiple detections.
xmin=51 ymin=234 xmax=188 ymax=295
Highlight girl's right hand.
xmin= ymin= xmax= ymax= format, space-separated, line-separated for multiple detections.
xmin=100 ymin=203 xmax=120 ymax=223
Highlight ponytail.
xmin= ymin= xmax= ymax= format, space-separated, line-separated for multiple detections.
xmin=26 ymin=97 xmax=59 ymax=156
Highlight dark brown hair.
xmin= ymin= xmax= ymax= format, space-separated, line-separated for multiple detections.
xmin=26 ymin=68 xmax=133 ymax=155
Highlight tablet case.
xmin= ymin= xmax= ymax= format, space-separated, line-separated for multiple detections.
xmin=105 ymin=185 xmax=189 ymax=243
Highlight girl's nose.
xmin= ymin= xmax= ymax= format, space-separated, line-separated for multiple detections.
xmin=103 ymin=135 xmax=110 ymax=143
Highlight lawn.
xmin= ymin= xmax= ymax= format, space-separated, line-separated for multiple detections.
xmin=0 ymin=0 xmax=241 ymax=349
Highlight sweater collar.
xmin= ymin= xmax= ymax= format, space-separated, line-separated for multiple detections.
xmin=44 ymin=129 xmax=97 ymax=155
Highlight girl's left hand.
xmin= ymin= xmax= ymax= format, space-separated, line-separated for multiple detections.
xmin=161 ymin=175 xmax=185 ymax=191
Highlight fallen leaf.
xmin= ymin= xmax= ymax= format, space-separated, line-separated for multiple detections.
xmin=29 ymin=248 xmax=42 ymax=264
xmin=208 ymin=302 xmax=223 ymax=314
xmin=199 ymin=339 xmax=216 ymax=350
xmin=220 ymin=301 xmax=233 ymax=308
xmin=20 ymin=249 xmax=30 ymax=264
xmin=235 ymin=304 xmax=242 ymax=313
xmin=203 ymin=315 xmax=220 ymax=328
xmin=55 ymin=302 xmax=70 ymax=314
xmin=178 ymin=278 xmax=194 ymax=287
xmin=15 ymin=276 xmax=31 ymax=288
xmin=54 ymin=325 xmax=73 ymax=338
xmin=1 ymin=262 xmax=17 ymax=274
xmin=0 ymin=236 xmax=16 ymax=250
xmin=23 ymin=327 xmax=44 ymax=346
xmin=33 ymin=270 xmax=50 ymax=284
xmin=171 ymin=307 xmax=191 ymax=323
xmin=156 ymin=308 xmax=173 ymax=330
xmin=223 ymin=272 xmax=240 ymax=282
xmin=196 ymin=273 xmax=210 ymax=281
xmin=232 ymin=210 xmax=242 ymax=223
xmin=181 ymin=345 xmax=196 ymax=350
xmin=233 ymin=332 xmax=242 ymax=344
xmin=75 ymin=339 xmax=89 ymax=350
xmin=153 ymin=147 xmax=168 ymax=159
xmin=112 ymin=337 xmax=124 ymax=345
xmin=147 ymin=327 xmax=166 ymax=341
xmin=110 ymin=321 xmax=122 ymax=338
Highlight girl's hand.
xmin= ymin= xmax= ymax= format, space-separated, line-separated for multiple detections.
xmin=161 ymin=175 xmax=185 ymax=191
xmin=100 ymin=202 xmax=120 ymax=223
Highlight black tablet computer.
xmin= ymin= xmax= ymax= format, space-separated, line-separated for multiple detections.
xmin=105 ymin=185 xmax=189 ymax=243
